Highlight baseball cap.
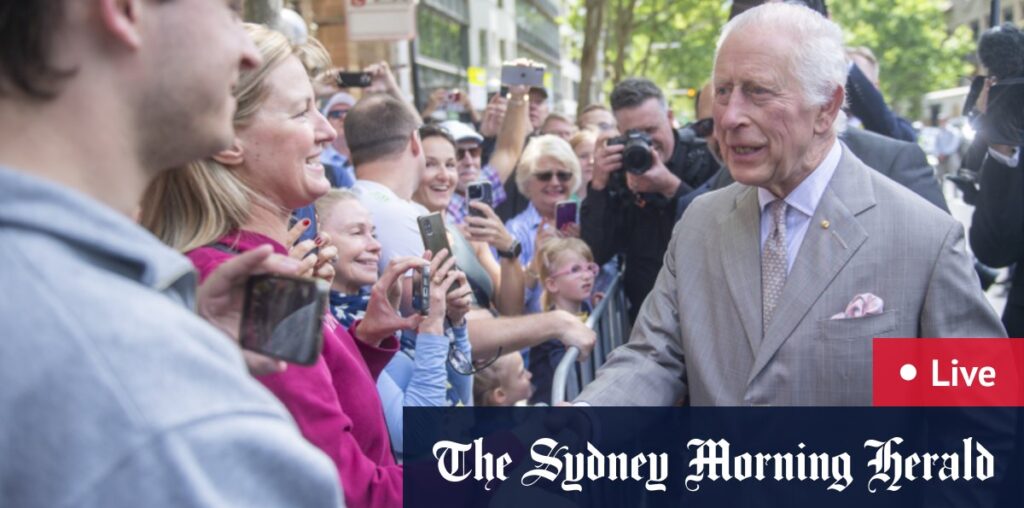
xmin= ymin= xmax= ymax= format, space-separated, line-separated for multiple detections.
xmin=439 ymin=120 xmax=484 ymax=144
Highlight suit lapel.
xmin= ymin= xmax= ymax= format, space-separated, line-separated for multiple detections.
xmin=747 ymin=149 xmax=877 ymax=385
xmin=720 ymin=186 xmax=764 ymax=354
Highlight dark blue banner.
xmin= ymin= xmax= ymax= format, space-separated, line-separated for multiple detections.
xmin=404 ymin=407 xmax=1024 ymax=507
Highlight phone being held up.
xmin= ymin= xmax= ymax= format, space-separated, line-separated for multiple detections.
xmin=555 ymin=200 xmax=578 ymax=231
xmin=417 ymin=212 xmax=461 ymax=292
xmin=466 ymin=181 xmax=493 ymax=219
xmin=239 ymin=274 xmax=328 ymax=366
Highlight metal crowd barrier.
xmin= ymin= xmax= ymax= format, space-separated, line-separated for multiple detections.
xmin=550 ymin=270 xmax=631 ymax=404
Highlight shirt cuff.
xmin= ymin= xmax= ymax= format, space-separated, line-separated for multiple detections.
xmin=988 ymin=146 xmax=1021 ymax=168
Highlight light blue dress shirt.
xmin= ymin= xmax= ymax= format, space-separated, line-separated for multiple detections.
xmin=756 ymin=139 xmax=842 ymax=273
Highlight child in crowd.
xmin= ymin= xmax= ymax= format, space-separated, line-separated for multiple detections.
xmin=316 ymin=189 xmax=474 ymax=461
xmin=527 ymin=237 xmax=597 ymax=404
xmin=473 ymin=352 xmax=534 ymax=406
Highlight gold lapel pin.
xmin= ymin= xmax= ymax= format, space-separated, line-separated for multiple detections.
xmin=821 ymin=220 xmax=830 ymax=229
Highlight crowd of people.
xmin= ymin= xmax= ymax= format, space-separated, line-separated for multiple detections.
xmin=1 ymin=0 xmax=1020 ymax=507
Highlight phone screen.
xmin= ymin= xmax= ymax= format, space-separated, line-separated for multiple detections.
xmin=555 ymin=201 xmax=578 ymax=231
xmin=239 ymin=274 xmax=327 ymax=365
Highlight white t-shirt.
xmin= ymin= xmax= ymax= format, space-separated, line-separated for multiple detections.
xmin=352 ymin=179 xmax=431 ymax=272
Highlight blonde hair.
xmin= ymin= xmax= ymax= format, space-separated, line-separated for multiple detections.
xmin=569 ymin=129 xmax=598 ymax=153
xmin=515 ymin=134 xmax=582 ymax=198
xmin=314 ymin=188 xmax=361 ymax=227
xmin=140 ymin=24 xmax=331 ymax=252
xmin=473 ymin=359 xmax=504 ymax=406
xmin=532 ymin=236 xmax=594 ymax=311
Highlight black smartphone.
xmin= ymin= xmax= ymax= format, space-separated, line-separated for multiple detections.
xmin=501 ymin=64 xmax=544 ymax=87
xmin=239 ymin=274 xmax=328 ymax=366
xmin=466 ymin=181 xmax=493 ymax=219
xmin=411 ymin=265 xmax=430 ymax=316
xmin=289 ymin=207 xmax=319 ymax=257
xmin=417 ymin=212 xmax=461 ymax=291
xmin=336 ymin=71 xmax=373 ymax=88
xmin=555 ymin=200 xmax=578 ymax=231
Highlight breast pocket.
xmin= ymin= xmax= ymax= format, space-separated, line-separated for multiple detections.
xmin=816 ymin=310 xmax=899 ymax=404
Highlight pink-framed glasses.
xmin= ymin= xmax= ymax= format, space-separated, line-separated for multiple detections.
xmin=549 ymin=262 xmax=599 ymax=279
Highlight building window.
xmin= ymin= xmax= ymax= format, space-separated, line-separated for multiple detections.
xmin=478 ymin=30 xmax=489 ymax=66
xmin=417 ymin=6 xmax=469 ymax=68
xmin=1004 ymin=7 xmax=1014 ymax=23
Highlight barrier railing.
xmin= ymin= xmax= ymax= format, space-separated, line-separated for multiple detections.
xmin=550 ymin=271 xmax=630 ymax=404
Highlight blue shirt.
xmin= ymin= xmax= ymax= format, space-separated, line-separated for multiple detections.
xmin=756 ymin=139 xmax=842 ymax=273
xmin=321 ymin=145 xmax=355 ymax=188
xmin=0 ymin=166 xmax=342 ymax=507
xmin=505 ymin=203 xmax=546 ymax=313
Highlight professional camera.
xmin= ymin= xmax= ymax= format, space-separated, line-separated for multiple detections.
xmin=606 ymin=122 xmax=720 ymax=206
xmin=608 ymin=129 xmax=655 ymax=174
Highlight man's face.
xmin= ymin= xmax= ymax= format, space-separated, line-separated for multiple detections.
xmin=614 ymin=97 xmax=675 ymax=162
xmin=541 ymin=118 xmax=575 ymax=141
xmin=454 ymin=139 xmax=483 ymax=194
xmin=528 ymin=89 xmax=549 ymax=130
xmin=141 ymin=0 xmax=260 ymax=168
xmin=712 ymin=29 xmax=831 ymax=197
xmin=326 ymin=104 xmax=351 ymax=155
xmin=579 ymin=108 xmax=616 ymax=132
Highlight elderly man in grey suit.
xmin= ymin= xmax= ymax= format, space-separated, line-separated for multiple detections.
xmin=576 ymin=3 xmax=1006 ymax=406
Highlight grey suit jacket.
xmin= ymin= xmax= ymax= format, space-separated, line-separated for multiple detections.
xmin=578 ymin=146 xmax=1006 ymax=406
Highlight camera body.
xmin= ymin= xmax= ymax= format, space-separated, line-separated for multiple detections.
xmin=607 ymin=129 xmax=655 ymax=175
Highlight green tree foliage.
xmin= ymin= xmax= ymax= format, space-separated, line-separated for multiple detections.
xmin=828 ymin=0 xmax=974 ymax=119
xmin=569 ymin=0 xmax=727 ymax=119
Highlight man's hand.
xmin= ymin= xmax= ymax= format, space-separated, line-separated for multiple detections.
xmin=196 ymin=245 xmax=304 ymax=376
xmin=465 ymin=202 xmax=516 ymax=252
xmin=444 ymin=271 xmax=474 ymax=328
xmin=625 ymin=148 xmax=681 ymax=198
xmin=355 ymin=256 xmax=427 ymax=346
xmin=591 ymin=130 xmax=624 ymax=191
xmin=364 ymin=61 xmax=402 ymax=98
xmin=419 ymin=249 xmax=459 ymax=335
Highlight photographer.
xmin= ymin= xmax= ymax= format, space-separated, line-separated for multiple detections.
xmin=970 ymin=24 xmax=1024 ymax=336
xmin=582 ymin=78 xmax=721 ymax=320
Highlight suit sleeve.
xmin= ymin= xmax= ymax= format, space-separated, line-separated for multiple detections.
xmin=888 ymin=142 xmax=950 ymax=213
xmin=846 ymin=64 xmax=917 ymax=142
xmin=970 ymin=154 xmax=1024 ymax=268
xmin=921 ymin=220 xmax=1007 ymax=338
xmin=575 ymin=216 xmax=690 ymax=406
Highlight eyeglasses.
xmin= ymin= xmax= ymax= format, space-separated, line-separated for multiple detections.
xmin=449 ymin=342 xmax=503 ymax=376
xmin=533 ymin=170 xmax=573 ymax=183
xmin=549 ymin=262 xmax=599 ymax=279
xmin=327 ymin=109 xmax=348 ymax=120
xmin=456 ymin=146 xmax=482 ymax=161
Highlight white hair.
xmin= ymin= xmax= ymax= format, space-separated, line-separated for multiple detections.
xmin=516 ymin=135 xmax=582 ymax=197
xmin=714 ymin=3 xmax=848 ymax=109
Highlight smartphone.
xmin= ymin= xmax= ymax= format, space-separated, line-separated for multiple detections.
xmin=501 ymin=64 xmax=544 ymax=87
xmin=555 ymin=200 xmax=578 ymax=231
xmin=336 ymin=71 xmax=373 ymax=88
xmin=466 ymin=181 xmax=493 ymax=219
xmin=417 ymin=212 xmax=461 ymax=291
xmin=239 ymin=274 xmax=328 ymax=366
xmin=411 ymin=265 xmax=430 ymax=316
xmin=290 ymin=207 xmax=319 ymax=257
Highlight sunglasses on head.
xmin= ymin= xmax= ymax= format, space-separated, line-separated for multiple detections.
xmin=533 ymin=170 xmax=573 ymax=183
xmin=456 ymin=146 xmax=482 ymax=160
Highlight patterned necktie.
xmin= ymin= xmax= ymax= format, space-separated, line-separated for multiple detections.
xmin=762 ymin=199 xmax=788 ymax=332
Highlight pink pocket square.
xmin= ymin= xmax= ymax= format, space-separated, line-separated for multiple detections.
xmin=830 ymin=293 xmax=884 ymax=320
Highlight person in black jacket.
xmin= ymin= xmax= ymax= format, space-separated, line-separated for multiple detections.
xmin=581 ymin=78 xmax=721 ymax=321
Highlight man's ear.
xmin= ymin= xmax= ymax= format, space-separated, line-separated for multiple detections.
xmin=814 ymin=85 xmax=845 ymax=135
xmin=666 ymin=108 xmax=675 ymax=125
xmin=409 ymin=130 xmax=422 ymax=157
xmin=97 ymin=0 xmax=142 ymax=49
xmin=212 ymin=139 xmax=245 ymax=167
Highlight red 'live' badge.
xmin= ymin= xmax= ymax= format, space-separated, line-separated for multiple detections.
xmin=873 ymin=338 xmax=1024 ymax=406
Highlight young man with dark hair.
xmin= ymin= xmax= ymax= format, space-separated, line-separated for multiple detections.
xmin=0 ymin=1 xmax=343 ymax=506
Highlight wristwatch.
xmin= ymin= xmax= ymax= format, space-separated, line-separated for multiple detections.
xmin=497 ymin=239 xmax=522 ymax=259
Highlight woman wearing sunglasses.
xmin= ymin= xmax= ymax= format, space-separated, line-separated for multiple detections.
xmin=505 ymin=134 xmax=583 ymax=313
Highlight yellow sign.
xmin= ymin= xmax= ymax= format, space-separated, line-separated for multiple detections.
xmin=468 ymin=67 xmax=487 ymax=87
xmin=543 ymin=72 xmax=554 ymax=91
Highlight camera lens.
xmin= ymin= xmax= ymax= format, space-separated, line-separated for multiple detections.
xmin=623 ymin=144 xmax=653 ymax=174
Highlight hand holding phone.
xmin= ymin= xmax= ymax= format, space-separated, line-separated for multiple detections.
xmin=501 ymin=61 xmax=545 ymax=87
xmin=466 ymin=181 xmax=493 ymax=219
xmin=555 ymin=200 xmax=579 ymax=231
xmin=417 ymin=213 xmax=462 ymax=292
xmin=239 ymin=274 xmax=328 ymax=366
xmin=411 ymin=265 xmax=430 ymax=316
xmin=336 ymin=71 xmax=373 ymax=88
